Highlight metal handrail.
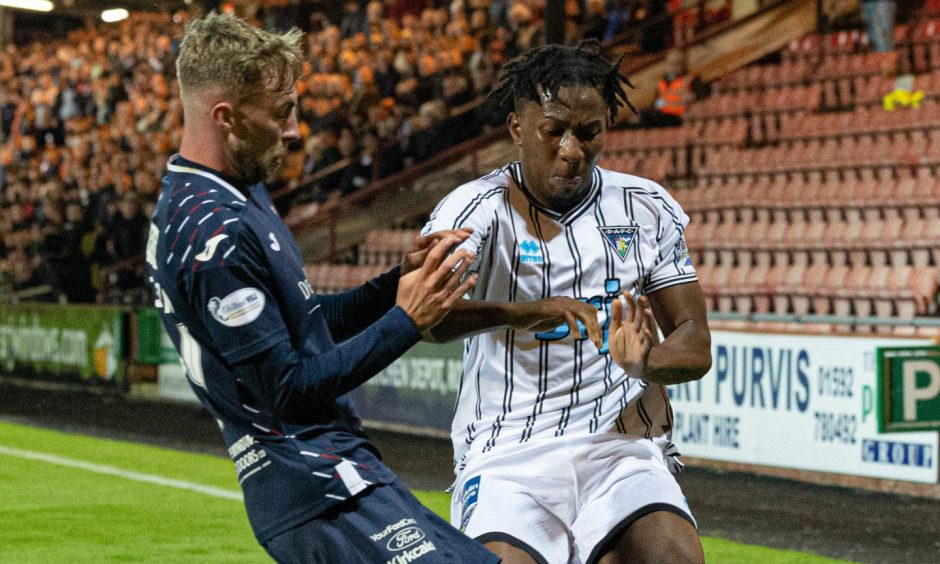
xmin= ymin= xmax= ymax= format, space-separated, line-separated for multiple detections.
xmin=709 ymin=311 xmax=940 ymax=327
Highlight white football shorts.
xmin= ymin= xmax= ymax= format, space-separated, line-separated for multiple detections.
xmin=450 ymin=432 xmax=696 ymax=564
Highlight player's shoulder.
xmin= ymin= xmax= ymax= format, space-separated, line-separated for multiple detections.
xmin=452 ymin=164 xmax=512 ymax=199
xmin=159 ymin=176 xmax=252 ymax=273
xmin=426 ymin=164 xmax=511 ymax=224
xmin=597 ymin=166 xmax=684 ymax=213
xmin=597 ymin=166 xmax=669 ymax=196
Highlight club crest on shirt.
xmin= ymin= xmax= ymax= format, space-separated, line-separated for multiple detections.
xmin=207 ymin=287 xmax=265 ymax=327
xmin=598 ymin=226 xmax=638 ymax=262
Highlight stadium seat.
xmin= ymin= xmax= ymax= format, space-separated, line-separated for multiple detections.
xmin=866 ymin=265 xmax=895 ymax=320
xmin=795 ymin=263 xmax=828 ymax=315
xmin=830 ymin=265 xmax=870 ymax=318
xmin=894 ymin=216 xmax=922 ymax=266
xmin=817 ymin=264 xmax=849 ymax=315
xmin=770 ymin=262 xmax=804 ymax=314
xmin=896 ymin=268 xmax=940 ymax=318
xmin=719 ymin=264 xmax=752 ymax=314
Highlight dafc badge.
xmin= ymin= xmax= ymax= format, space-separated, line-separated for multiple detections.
xmin=598 ymin=226 xmax=638 ymax=262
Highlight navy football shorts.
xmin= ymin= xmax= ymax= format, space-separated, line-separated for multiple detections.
xmin=261 ymin=480 xmax=501 ymax=564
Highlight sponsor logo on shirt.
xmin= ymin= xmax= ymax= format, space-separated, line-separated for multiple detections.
xmin=674 ymin=237 xmax=692 ymax=267
xmin=297 ymin=279 xmax=315 ymax=300
xmin=518 ymin=240 xmax=543 ymax=264
xmin=598 ymin=226 xmax=639 ymax=262
xmin=386 ymin=541 xmax=436 ymax=564
xmin=207 ymin=288 xmax=265 ymax=327
xmin=387 ymin=527 xmax=426 ymax=551
xmin=195 ymin=234 xmax=229 ymax=262
xmin=459 ymin=475 xmax=481 ymax=532
xmin=370 ymin=518 xmax=417 ymax=542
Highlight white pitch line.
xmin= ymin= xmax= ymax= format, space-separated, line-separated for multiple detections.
xmin=0 ymin=444 xmax=243 ymax=501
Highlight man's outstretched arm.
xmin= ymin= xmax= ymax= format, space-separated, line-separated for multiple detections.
xmin=423 ymin=296 xmax=604 ymax=350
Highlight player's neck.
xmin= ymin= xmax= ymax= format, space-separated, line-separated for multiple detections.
xmin=179 ymin=132 xmax=240 ymax=184
xmin=517 ymin=167 xmax=589 ymax=215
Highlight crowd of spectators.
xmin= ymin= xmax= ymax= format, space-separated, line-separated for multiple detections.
xmin=0 ymin=15 xmax=176 ymax=305
xmin=0 ymin=0 xmax=680 ymax=305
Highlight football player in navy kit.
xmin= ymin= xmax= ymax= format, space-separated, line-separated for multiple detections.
xmin=146 ymin=13 xmax=500 ymax=563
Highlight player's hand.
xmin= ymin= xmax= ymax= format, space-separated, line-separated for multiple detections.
xmin=509 ymin=297 xmax=603 ymax=350
xmin=401 ymin=228 xmax=474 ymax=275
xmin=397 ymin=236 xmax=478 ymax=331
xmin=609 ymin=292 xmax=655 ymax=378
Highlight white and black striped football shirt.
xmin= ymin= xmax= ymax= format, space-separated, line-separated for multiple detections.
xmin=423 ymin=162 xmax=696 ymax=471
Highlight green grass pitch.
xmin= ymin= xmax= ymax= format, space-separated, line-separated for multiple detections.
xmin=0 ymin=422 xmax=849 ymax=563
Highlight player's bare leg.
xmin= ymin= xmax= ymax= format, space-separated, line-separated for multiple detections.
xmin=483 ymin=541 xmax=540 ymax=564
xmin=596 ymin=511 xmax=703 ymax=564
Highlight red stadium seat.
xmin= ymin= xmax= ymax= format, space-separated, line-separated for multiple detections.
xmin=772 ymin=262 xmax=807 ymax=314
xmin=895 ymin=268 xmax=940 ymax=318
xmin=796 ymin=263 xmax=828 ymax=315
xmin=817 ymin=264 xmax=849 ymax=315
xmin=830 ymin=265 xmax=869 ymax=317
xmin=867 ymin=265 xmax=894 ymax=319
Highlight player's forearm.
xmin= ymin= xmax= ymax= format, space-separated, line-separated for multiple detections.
xmin=238 ymin=307 xmax=420 ymax=419
xmin=643 ymin=319 xmax=712 ymax=385
xmin=422 ymin=299 xmax=514 ymax=342
xmin=320 ymin=267 xmax=400 ymax=340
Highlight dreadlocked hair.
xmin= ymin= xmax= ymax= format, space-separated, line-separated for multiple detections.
xmin=486 ymin=39 xmax=635 ymax=122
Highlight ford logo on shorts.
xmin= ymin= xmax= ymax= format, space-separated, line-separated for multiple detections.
xmin=387 ymin=527 xmax=425 ymax=551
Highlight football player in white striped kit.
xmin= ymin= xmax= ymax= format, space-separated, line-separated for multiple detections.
xmin=422 ymin=42 xmax=712 ymax=564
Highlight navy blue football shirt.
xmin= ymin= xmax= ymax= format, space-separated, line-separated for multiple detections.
xmin=146 ymin=155 xmax=421 ymax=542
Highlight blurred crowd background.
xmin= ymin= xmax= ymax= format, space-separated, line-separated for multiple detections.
xmin=0 ymin=0 xmax=727 ymax=305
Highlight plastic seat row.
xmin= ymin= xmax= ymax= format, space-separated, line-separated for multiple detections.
xmin=685 ymin=84 xmax=823 ymax=119
xmin=306 ymin=263 xmax=394 ymax=294
xmin=697 ymin=263 xmax=938 ymax=319
xmin=698 ymin=133 xmax=938 ymax=174
xmin=778 ymin=100 xmax=940 ymax=138
xmin=601 ymin=151 xmax=678 ymax=182
xmin=688 ymin=210 xmax=940 ymax=269
xmin=605 ymin=126 xmax=697 ymax=151
xmin=714 ymin=60 xmax=814 ymax=92
xmin=782 ymin=30 xmax=870 ymax=62
xmin=357 ymin=228 xmax=419 ymax=266
xmin=678 ymin=166 xmax=940 ymax=212
xmin=815 ymin=51 xmax=901 ymax=80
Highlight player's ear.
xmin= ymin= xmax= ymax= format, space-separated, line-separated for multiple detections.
xmin=507 ymin=111 xmax=522 ymax=146
xmin=211 ymin=102 xmax=235 ymax=134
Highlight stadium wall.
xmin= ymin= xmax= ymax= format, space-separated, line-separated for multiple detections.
xmin=144 ymin=314 xmax=940 ymax=497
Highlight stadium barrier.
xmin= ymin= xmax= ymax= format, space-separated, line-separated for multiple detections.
xmin=139 ymin=313 xmax=939 ymax=489
xmin=348 ymin=331 xmax=939 ymax=485
xmin=0 ymin=302 xmax=126 ymax=388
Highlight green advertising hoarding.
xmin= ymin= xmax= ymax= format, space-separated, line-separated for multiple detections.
xmin=0 ymin=303 xmax=126 ymax=386
xmin=878 ymin=346 xmax=940 ymax=432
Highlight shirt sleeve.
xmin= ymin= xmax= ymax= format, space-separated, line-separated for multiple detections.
xmin=421 ymin=183 xmax=501 ymax=270
xmin=319 ymin=267 xmax=400 ymax=342
xmin=183 ymin=262 xmax=290 ymax=364
xmin=644 ymin=184 xmax=698 ymax=294
xmin=233 ymin=306 xmax=421 ymax=418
